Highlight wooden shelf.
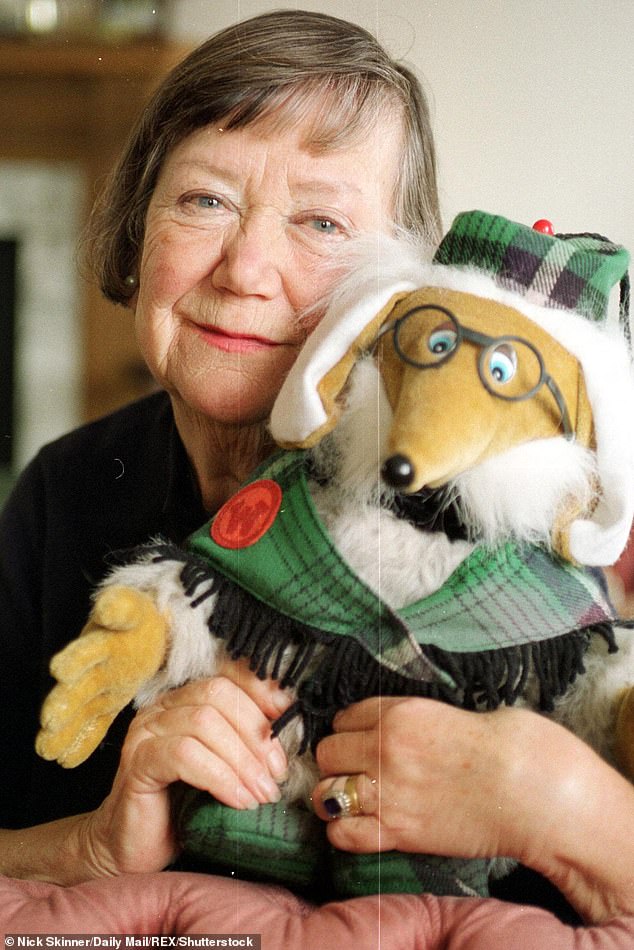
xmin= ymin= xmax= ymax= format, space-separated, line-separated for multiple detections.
xmin=0 ymin=38 xmax=188 ymax=421
xmin=0 ymin=37 xmax=182 ymax=77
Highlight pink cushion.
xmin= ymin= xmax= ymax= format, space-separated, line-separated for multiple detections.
xmin=2 ymin=871 xmax=634 ymax=947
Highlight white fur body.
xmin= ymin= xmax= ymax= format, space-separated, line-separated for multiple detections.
xmin=98 ymin=356 xmax=634 ymax=804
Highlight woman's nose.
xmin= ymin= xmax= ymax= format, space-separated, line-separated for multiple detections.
xmin=212 ymin=215 xmax=284 ymax=299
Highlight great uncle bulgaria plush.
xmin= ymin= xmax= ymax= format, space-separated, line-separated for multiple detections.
xmin=37 ymin=211 xmax=634 ymax=901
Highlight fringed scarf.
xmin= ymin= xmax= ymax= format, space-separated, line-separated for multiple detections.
xmin=155 ymin=450 xmax=617 ymax=750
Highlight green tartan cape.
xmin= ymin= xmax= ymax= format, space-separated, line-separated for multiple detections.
xmin=186 ymin=449 xmax=617 ymax=717
xmin=160 ymin=450 xmax=618 ymax=900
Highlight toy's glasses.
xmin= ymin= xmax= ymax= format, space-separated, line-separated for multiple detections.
xmin=377 ymin=304 xmax=573 ymax=438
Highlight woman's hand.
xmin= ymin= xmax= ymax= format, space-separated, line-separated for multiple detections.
xmin=312 ymin=696 xmax=634 ymax=924
xmin=78 ymin=658 xmax=291 ymax=879
xmin=312 ymin=696 xmax=530 ymax=859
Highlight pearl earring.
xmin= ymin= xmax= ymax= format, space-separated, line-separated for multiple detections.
xmin=124 ymin=274 xmax=138 ymax=292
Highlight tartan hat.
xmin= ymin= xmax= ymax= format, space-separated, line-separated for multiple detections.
xmin=433 ymin=210 xmax=630 ymax=326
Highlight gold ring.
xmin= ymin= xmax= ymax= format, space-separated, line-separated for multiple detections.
xmin=344 ymin=775 xmax=362 ymax=814
xmin=322 ymin=774 xmax=363 ymax=819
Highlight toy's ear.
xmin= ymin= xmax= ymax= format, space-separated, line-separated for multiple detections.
xmin=566 ymin=330 xmax=634 ymax=567
xmin=551 ymin=374 xmax=597 ymax=562
xmin=270 ymin=286 xmax=413 ymax=448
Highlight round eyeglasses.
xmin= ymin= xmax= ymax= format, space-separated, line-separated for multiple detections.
xmin=377 ymin=304 xmax=573 ymax=438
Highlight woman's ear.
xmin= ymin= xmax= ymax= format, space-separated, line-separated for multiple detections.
xmin=270 ymin=289 xmax=412 ymax=449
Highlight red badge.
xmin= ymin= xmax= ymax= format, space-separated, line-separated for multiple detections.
xmin=211 ymin=479 xmax=283 ymax=549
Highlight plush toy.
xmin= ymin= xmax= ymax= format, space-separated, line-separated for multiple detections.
xmin=37 ymin=210 xmax=634 ymax=901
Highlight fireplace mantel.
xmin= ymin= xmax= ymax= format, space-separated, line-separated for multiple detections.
xmin=0 ymin=38 xmax=187 ymax=422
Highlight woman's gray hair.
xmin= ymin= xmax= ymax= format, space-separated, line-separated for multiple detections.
xmin=86 ymin=9 xmax=441 ymax=304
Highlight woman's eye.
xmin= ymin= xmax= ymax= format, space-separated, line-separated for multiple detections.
xmin=488 ymin=343 xmax=517 ymax=383
xmin=178 ymin=193 xmax=227 ymax=213
xmin=428 ymin=326 xmax=457 ymax=355
xmin=308 ymin=217 xmax=340 ymax=235
xmin=194 ymin=195 xmax=223 ymax=210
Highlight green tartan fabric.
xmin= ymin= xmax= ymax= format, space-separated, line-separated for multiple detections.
xmin=174 ymin=788 xmax=329 ymax=891
xmin=400 ymin=542 xmax=615 ymax=653
xmin=175 ymin=787 xmax=491 ymax=899
xmin=188 ymin=450 xmax=440 ymax=684
xmin=177 ymin=450 xmax=618 ymax=899
xmin=433 ymin=210 xmax=629 ymax=324
xmin=331 ymin=849 xmax=489 ymax=899
xmin=187 ymin=450 xmax=617 ymax=677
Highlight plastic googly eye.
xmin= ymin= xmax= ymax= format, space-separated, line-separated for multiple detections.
xmin=428 ymin=326 xmax=458 ymax=356
xmin=487 ymin=343 xmax=517 ymax=383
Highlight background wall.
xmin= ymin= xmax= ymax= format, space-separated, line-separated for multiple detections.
xmin=167 ymin=0 xmax=633 ymax=255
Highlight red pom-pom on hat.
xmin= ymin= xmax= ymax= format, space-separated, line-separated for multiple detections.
xmin=532 ymin=219 xmax=555 ymax=235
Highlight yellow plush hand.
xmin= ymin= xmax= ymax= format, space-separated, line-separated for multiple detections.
xmin=36 ymin=586 xmax=169 ymax=768
xmin=614 ymin=686 xmax=634 ymax=782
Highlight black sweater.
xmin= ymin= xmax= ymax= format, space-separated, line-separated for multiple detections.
xmin=0 ymin=392 xmax=206 ymax=828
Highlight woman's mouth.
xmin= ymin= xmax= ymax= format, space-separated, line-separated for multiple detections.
xmin=190 ymin=322 xmax=282 ymax=353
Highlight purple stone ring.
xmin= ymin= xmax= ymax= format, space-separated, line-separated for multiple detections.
xmin=321 ymin=775 xmax=362 ymax=819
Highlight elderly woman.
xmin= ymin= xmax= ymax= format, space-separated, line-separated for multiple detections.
xmin=0 ymin=9 xmax=633 ymax=938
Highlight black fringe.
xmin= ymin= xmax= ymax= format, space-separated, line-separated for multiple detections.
xmin=146 ymin=544 xmax=619 ymax=752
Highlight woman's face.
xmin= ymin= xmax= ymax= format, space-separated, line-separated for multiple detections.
xmin=135 ymin=111 xmax=403 ymax=425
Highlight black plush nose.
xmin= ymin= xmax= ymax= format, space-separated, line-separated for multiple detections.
xmin=382 ymin=454 xmax=415 ymax=489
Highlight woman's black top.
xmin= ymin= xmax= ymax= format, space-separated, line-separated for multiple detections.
xmin=0 ymin=391 xmax=206 ymax=828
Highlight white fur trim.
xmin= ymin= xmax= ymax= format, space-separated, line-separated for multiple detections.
xmin=309 ymin=357 xmax=393 ymax=503
xmin=453 ymin=437 xmax=597 ymax=549
xmin=100 ymin=554 xmax=222 ymax=707
xmin=552 ymin=625 xmax=634 ymax=765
